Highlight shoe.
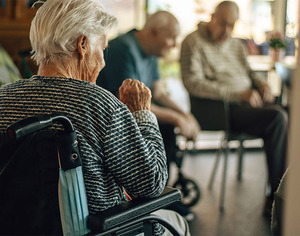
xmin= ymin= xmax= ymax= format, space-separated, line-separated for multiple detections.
xmin=166 ymin=201 xmax=195 ymax=222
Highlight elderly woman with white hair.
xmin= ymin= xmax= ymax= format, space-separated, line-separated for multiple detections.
xmin=0 ymin=0 xmax=190 ymax=235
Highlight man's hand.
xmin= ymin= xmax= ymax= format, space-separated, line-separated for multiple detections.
xmin=259 ymin=83 xmax=275 ymax=104
xmin=239 ymin=89 xmax=263 ymax=107
xmin=175 ymin=113 xmax=201 ymax=141
xmin=119 ymin=79 xmax=152 ymax=113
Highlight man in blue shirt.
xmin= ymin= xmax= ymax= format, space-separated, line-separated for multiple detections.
xmin=97 ymin=11 xmax=200 ymax=220
xmin=97 ymin=28 xmax=159 ymax=96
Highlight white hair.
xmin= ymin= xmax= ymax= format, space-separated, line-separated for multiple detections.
xmin=30 ymin=0 xmax=117 ymax=65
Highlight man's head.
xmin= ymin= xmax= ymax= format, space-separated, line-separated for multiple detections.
xmin=140 ymin=11 xmax=180 ymax=57
xmin=207 ymin=1 xmax=239 ymax=43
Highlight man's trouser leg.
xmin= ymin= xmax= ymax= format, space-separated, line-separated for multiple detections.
xmin=230 ymin=104 xmax=288 ymax=196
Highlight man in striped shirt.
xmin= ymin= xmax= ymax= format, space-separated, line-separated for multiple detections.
xmin=180 ymin=1 xmax=288 ymax=218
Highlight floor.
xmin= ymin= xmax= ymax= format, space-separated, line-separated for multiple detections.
xmin=165 ymin=77 xmax=273 ymax=236
xmin=168 ymin=145 xmax=273 ymax=236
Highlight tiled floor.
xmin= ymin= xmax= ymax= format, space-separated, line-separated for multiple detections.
xmin=168 ymin=147 xmax=273 ymax=236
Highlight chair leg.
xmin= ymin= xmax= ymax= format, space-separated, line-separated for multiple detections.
xmin=237 ymin=141 xmax=244 ymax=181
xmin=208 ymin=140 xmax=224 ymax=190
xmin=219 ymin=140 xmax=229 ymax=212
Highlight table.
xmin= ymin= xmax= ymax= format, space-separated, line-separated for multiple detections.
xmin=248 ymin=55 xmax=296 ymax=72
xmin=248 ymin=55 xmax=296 ymax=104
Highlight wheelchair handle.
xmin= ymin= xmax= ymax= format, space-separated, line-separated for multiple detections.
xmin=7 ymin=114 xmax=74 ymax=140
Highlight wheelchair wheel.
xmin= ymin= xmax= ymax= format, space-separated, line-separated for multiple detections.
xmin=173 ymin=176 xmax=201 ymax=208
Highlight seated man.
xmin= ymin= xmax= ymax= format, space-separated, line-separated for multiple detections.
xmin=97 ymin=10 xmax=200 ymax=220
xmin=0 ymin=0 xmax=190 ymax=235
xmin=180 ymin=0 xmax=288 ymax=217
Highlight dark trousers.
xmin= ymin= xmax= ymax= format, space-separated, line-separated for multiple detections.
xmin=230 ymin=104 xmax=288 ymax=197
xmin=158 ymin=123 xmax=177 ymax=177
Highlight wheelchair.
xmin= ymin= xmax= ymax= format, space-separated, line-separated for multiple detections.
xmin=17 ymin=49 xmax=201 ymax=210
xmin=171 ymin=130 xmax=201 ymax=208
xmin=0 ymin=113 xmax=182 ymax=236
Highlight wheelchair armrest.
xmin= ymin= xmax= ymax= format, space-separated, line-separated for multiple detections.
xmin=87 ymin=186 xmax=181 ymax=232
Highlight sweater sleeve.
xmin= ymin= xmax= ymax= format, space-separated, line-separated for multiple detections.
xmin=238 ymin=40 xmax=266 ymax=89
xmin=103 ymin=106 xmax=168 ymax=198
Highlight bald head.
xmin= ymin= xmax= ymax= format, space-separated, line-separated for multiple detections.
xmin=136 ymin=11 xmax=179 ymax=57
xmin=144 ymin=11 xmax=179 ymax=32
xmin=214 ymin=1 xmax=239 ymax=18
xmin=207 ymin=1 xmax=240 ymax=43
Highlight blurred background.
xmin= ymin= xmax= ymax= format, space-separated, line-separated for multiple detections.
xmin=0 ymin=0 xmax=299 ymax=79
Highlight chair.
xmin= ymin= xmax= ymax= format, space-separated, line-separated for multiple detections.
xmin=0 ymin=113 xmax=182 ymax=236
xmin=171 ymin=130 xmax=201 ymax=208
xmin=274 ymin=62 xmax=293 ymax=105
xmin=189 ymin=95 xmax=262 ymax=211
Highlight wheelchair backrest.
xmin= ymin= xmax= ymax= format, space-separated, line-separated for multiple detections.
xmin=0 ymin=114 xmax=81 ymax=235
xmin=0 ymin=130 xmax=63 ymax=235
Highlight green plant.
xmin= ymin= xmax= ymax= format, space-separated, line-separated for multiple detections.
xmin=268 ymin=31 xmax=287 ymax=49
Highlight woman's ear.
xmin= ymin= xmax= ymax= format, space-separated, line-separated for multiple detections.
xmin=77 ymin=35 xmax=88 ymax=60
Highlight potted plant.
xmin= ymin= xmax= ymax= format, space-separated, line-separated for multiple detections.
xmin=268 ymin=31 xmax=287 ymax=62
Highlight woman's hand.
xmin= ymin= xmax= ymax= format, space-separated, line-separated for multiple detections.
xmin=119 ymin=79 xmax=152 ymax=113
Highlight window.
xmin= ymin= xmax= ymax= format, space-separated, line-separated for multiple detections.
xmin=102 ymin=0 xmax=144 ymax=38
xmin=285 ymin=0 xmax=298 ymax=56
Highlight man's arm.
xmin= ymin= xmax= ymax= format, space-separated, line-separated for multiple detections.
xmin=151 ymin=80 xmax=200 ymax=140
xmin=152 ymin=80 xmax=186 ymax=114
xmin=241 ymin=42 xmax=275 ymax=104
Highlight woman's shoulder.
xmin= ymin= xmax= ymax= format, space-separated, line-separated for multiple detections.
xmin=0 ymin=78 xmax=27 ymax=91
xmin=3 ymin=76 xmax=124 ymax=112
xmin=75 ymin=79 xmax=125 ymax=110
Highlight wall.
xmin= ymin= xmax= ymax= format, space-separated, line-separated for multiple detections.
xmin=284 ymin=22 xmax=300 ymax=235
xmin=0 ymin=0 xmax=38 ymax=78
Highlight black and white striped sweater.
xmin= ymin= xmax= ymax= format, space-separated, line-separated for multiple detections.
xmin=0 ymin=76 xmax=168 ymax=216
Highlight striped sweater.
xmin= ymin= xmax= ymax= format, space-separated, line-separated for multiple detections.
xmin=180 ymin=22 xmax=265 ymax=102
xmin=0 ymin=76 xmax=168 ymax=223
